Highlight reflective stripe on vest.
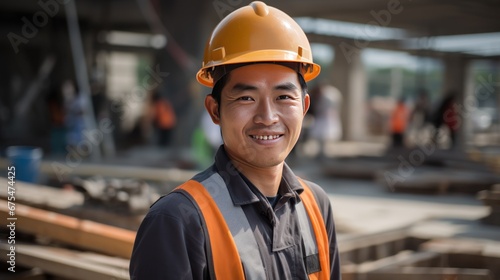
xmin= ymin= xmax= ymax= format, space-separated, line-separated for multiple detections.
xmin=176 ymin=173 xmax=330 ymax=279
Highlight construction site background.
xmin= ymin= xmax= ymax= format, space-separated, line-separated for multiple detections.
xmin=1 ymin=0 xmax=500 ymax=279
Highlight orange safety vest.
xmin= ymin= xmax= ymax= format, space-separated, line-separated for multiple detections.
xmin=154 ymin=99 xmax=176 ymax=129
xmin=391 ymin=103 xmax=408 ymax=133
xmin=176 ymin=175 xmax=330 ymax=280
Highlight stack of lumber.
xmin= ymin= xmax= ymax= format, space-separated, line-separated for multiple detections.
xmin=0 ymin=178 xmax=144 ymax=231
xmin=0 ymin=200 xmax=135 ymax=279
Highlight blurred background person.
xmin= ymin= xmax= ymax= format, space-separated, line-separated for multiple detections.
xmin=62 ymin=80 xmax=85 ymax=150
xmin=408 ymin=88 xmax=432 ymax=146
xmin=192 ymin=110 xmax=223 ymax=168
xmin=151 ymin=91 xmax=176 ymax=147
xmin=201 ymin=109 xmax=222 ymax=156
xmin=46 ymin=88 xmax=66 ymax=155
xmin=389 ymin=96 xmax=409 ymax=148
xmin=432 ymin=90 xmax=459 ymax=149
xmin=309 ymin=84 xmax=343 ymax=158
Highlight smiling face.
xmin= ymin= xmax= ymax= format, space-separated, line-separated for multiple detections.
xmin=205 ymin=63 xmax=310 ymax=170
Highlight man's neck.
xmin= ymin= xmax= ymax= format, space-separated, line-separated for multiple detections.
xmin=232 ymin=161 xmax=284 ymax=197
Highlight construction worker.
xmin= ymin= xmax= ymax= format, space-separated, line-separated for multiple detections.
xmin=390 ymin=97 xmax=409 ymax=148
xmin=151 ymin=91 xmax=177 ymax=146
xmin=130 ymin=2 xmax=341 ymax=279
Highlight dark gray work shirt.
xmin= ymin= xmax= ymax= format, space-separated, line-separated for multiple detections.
xmin=130 ymin=147 xmax=341 ymax=279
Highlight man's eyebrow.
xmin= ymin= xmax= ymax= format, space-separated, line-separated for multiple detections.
xmin=231 ymin=83 xmax=258 ymax=93
xmin=274 ymin=82 xmax=299 ymax=91
xmin=230 ymin=82 xmax=299 ymax=93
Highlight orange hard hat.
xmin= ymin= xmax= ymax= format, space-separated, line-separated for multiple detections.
xmin=196 ymin=1 xmax=320 ymax=88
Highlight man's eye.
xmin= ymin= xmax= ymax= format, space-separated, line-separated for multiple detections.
xmin=238 ymin=96 xmax=253 ymax=101
xmin=278 ymin=95 xmax=292 ymax=100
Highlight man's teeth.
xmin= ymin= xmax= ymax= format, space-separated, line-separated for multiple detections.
xmin=252 ymin=135 xmax=280 ymax=140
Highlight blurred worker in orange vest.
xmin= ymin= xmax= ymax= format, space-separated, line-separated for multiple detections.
xmin=151 ymin=91 xmax=176 ymax=146
xmin=390 ymin=97 xmax=409 ymax=148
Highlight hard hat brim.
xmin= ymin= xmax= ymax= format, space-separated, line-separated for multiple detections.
xmin=196 ymin=49 xmax=321 ymax=88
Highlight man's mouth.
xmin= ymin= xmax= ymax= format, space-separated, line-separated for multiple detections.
xmin=251 ymin=135 xmax=282 ymax=140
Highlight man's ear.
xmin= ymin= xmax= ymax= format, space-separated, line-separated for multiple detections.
xmin=205 ymin=94 xmax=220 ymax=124
xmin=303 ymin=93 xmax=310 ymax=116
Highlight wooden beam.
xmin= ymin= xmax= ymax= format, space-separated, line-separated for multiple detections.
xmin=0 ymin=178 xmax=144 ymax=231
xmin=0 ymin=243 xmax=129 ymax=280
xmin=0 ymin=157 xmax=196 ymax=183
xmin=357 ymin=251 xmax=440 ymax=274
xmin=367 ymin=267 xmax=493 ymax=280
xmin=339 ymin=228 xmax=414 ymax=263
xmin=0 ymin=199 xmax=135 ymax=259
xmin=420 ymin=238 xmax=500 ymax=258
xmin=0 ymin=178 xmax=83 ymax=210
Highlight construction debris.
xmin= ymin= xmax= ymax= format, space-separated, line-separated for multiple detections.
xmin=68 ymin=176 xmax=160 ymax=214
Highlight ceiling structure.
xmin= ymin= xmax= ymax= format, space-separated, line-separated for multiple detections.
xmin=269 ymin=0 xmax=500 ymax=37
xmin=266 ymin=0 xmax=500 ymax=58
xmin=1 ymin=0 xmax=500 ymax=57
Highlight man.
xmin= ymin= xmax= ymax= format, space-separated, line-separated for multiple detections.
xmin=130 ymin=2 xmax=341 ymax=279
xmin=390 ymin=97 xmax=409 ymax=148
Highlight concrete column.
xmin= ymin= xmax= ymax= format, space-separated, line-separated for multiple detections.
xmin=389 ymin=67 xmax=403 ymax=99
xmin=331 ymin=45 xmax=367 ymax=141
xmin=442 ymin=55 xmax=466 ymax=94
xmin=463 ymin=60 xmax=476 ymax=147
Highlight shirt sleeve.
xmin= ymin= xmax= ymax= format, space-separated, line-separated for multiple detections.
xmin=130 ymin=192 xmax=210 ymax=280
xmin=303 ymin=181 xmax=342 ymax=280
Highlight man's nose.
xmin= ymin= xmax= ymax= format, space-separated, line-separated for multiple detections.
xmin=254 ymin=98 xmax=279 ymax=125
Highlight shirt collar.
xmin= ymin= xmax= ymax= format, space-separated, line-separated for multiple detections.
xmin=214 ymin=145 xmax=304 ymax=206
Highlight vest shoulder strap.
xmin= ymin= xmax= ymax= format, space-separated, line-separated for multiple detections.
xmin=176 ymin=179 xmax=246 ymax=279
xmin=297 ymin=177 xmax=331 ymax=280
xmin=197 ymin=173 xmax=266 ymax=279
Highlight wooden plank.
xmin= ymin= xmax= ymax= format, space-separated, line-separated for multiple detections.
xmin=0 ymin=199 xmax=135 ymax=259
xmin=420 ymin=238 xmax=500 ymax=258
xmin=356 ymin=251 xmax=440 ymax=274
xmin=322 ymin=156 xmax=393 ymax=180
xmin=0 ymin=178 xmax=144 ymax=231
xmin=0 ymin=178 xmax=84 ymax=210
xmin=0 ymin=243 xmax=129 ymax=280
xmin=0 ymin=159 xmax=179 ymax=230
xmin=366 ymin=267 xmax=493 ymax=280
xmin=339 ymin=228 xmax=411 ymax=253
xmin=375 ymin=167 xmax=500 ymax=194
xmin=339 ymin=228 xmax=416 ymax=263
xmin=0 ymin=157 xmax=196 ymax=183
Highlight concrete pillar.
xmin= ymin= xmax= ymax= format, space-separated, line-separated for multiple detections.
xmin=331 ymin=45 xmax=367 ymax=141
xmin=389 ymin=67 xmax=403 ymax=99
xmin=442 ymin=55 xmax=466 ymax=94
